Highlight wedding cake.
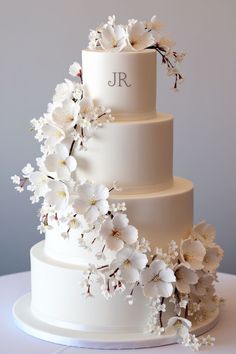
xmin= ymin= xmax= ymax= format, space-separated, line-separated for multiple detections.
xmin=12 ymin=16 xmax=223 ymax=351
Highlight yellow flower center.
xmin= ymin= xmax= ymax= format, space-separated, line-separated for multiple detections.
xmin=57 ymin=191 xmax=66 ymax=198
xmin=184 ymin=254 xmax=194 ymax=262
xmin=124 ymin=259 xmax=131 ymax=266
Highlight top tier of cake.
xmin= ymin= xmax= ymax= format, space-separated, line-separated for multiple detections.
xmin=82 ymin=49 xmax=156 ymax=117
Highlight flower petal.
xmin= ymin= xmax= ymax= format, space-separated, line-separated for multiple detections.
xmin=66 ymin=155 xmax=77 ymax=172
xmin=56 ymin=143 xmax=69 ymax=160
xmin=100 ymin=218 xmax=113 ymax=239
xmin=143 ymin=281 xmax=158 ymax=298
xmin=160 ymin=268 xmax=176 ymax=283
xmin=140 ymin=267 xmax=154 ymax=284
xmin=131 ymin=252 xmax=148 ymax=270
xmin=85 ymin=205 xmax=99 ymax=224
xmin=120 ymin=266 xmax=139 ymax=284
xmin=157 ymin=280 xmax=173 ymax=298
xmin=57 ymin=164 xmax=70 ymax=180
xmin=113 ymin=213 xmax=129 ymax=229
xmin=78 ymin=182 xmax=94 ymax=200
xmin=106 ymin=236 xmax=124 ymax=251
xmin=150 ymin=260 xmax=166 ymax=275
xmin=121 ymin=225 xmax=138 ymax=244
xmin=94 ymin=184 xmax=109 ymax=200
xmin=96 ymin=199 xmax=109 ymax=215
xmin=44 ymin=154 xmax=58 ymax=172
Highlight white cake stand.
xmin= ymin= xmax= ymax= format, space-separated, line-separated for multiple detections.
xmin=13 ymin=293 xmax=220 ymax=350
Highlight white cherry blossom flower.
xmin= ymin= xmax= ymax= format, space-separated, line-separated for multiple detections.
xmin=15 ymin=186 xmax=24 ymax=193
xmin=11 ymin=175 xmax=20 ymax=184
xmin=31 ymin=116 xmax=46 ymax=132
xmin=100 ymin=24 xmax=127 ymax=52
xmin=155 ymin=326 xmax=165 ymax=336
xmin=191 ymin=273 xmax=214 ymax=297
xmin=191 ymin=221 xmax=216 ymax=246
xmin=166 ymin=316 xmax=192 ymax=342
xmin=28 ymin=171 xmax=49 ymax=197
xmin=180 ymin=237 xmax=206 ymax=270
xmin=112 ymin=246 xmax=148 ymax=284
xmin=52 ymin=99 xmax=80 ymax=131
xmin=22 ymin=163 xmax=34 ymax=177
xmin=79 ymin=97 xmax=95 ymax=118
xmin=203 ymin=245 xmax=223 ymax=273
xmin=100 ymin=213 xmax=138 ymax=251
xmin=175 ymin=264 xmax=199 ymax=294
xmin=70 ymin=214 xmax=87 ymax=234
xmin=107 ymin=15 xmax=116 ymax=26
xmin=127 ymin=21 xmax=154 ymax=51
xmin=140 ymin=260 xmax=176 ymax=298
xmin=174 ymin=52 xmax=186 ymax=63
xmin=73 ymin=182 xmax=109 ymax=224
xmin=73 ymin=83 xmax=83 ymax=101
xmin=45 ymin=180 xmax=69 ymax=210
xmin=156 ymin=36 xmax=175 ymax=51
xmin=44 ymin=144 xmax=77 ymax=180
xmin=53 ymin=79 xmax=74 ymax=103
xmin=42 ymin=123 xmax=65 ymax=147
xmin=69 ymin=62 xmax=82 ymax=77
xmin=146 ymin=15 xmax=164 ymax=32
xmin=88 ymin=30 xmax=100 ymax=50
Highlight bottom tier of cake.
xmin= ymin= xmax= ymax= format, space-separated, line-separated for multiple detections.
xmin=31 ymin=241 xmax=175 ymax=333
xmin=26 ymin=240 xmax=220 ymax=349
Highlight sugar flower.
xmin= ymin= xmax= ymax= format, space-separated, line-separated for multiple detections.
xmin=11 ymin=175 xmax=20 ymax=184
xmin=191 ymin=221 xmax=216 ymax=246
xmin=51 ymin=99 xmax=80 ymax=131
xmin=73 ymin=182 xmax=109 ymax=224
xmin=67 ymin=214 xmax=87 ymax=238
xmin=166 ymin=316 xmax=192 ymax=341
xmin=100 ymin=24 xmax=127 ymax=52
xmin=140 ymin=260 xmax=176 ymax=298
xmin=145 ymin=15 xmax=164 ymax=32
xmin=69 ymin=62 xmax=82 ymax=77
xmin=42 ymin=123 xmax=65 ymax=147
xmin=112 ymin=246 xmax=148 ymax=283
xmin=45 ymin=180 xmax=69 ymax=210
xmin=100 ymin=213 xmax=138 ymax=251
xmin=175 ymin=264 xmax=199 ymax=294
xmin=53 ymin=79 xmax=74 ymax=103
xmin=28 ymin=171 xmax=49 ymax=197
xmin=88 ymin=30 xmax=100 ymax=50
xmin=203 ymin=244 xmax=223 ymax=273
xmin=22 ymin=163 xmax=34 ymax=177
xmin=191 ymin=273 xmax=214 ymax=297
xmin=127 ymin=20 xmax=154 ymax=51
xmin=180 ymin=237 xmax=206 ymax=270
xmin=44 ymin=143 xmax=77 ymax=180
xmin=156 ymin=36 xmax=175 ymax=51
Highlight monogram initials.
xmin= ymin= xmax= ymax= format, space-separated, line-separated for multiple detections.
xmin=108 ymin=72 xmax=131 ymax=87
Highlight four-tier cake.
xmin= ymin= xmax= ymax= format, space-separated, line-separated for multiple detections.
xmin=12 ymin=16 xmax=223 ymax=351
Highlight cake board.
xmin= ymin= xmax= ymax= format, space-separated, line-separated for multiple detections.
xmin=13 ymin=293 xmax=220 ymax=350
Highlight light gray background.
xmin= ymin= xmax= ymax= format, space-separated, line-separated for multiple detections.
xmin=1 ymin=0 xmax=235 ymax=276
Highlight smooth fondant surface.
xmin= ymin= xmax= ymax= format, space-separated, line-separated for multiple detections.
xmin=82 ymin=49 xmax=157 ymax=115
xmin=45 ymin=177 xmax=193 ymax=265
xmin=75 ymin=113 xmax=173 ymax=193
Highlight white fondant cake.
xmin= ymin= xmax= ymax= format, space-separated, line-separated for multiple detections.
xmin=12 ymin=16 xmax=223 ymax=351
xmin=35 ymin=48 xmax=194 ymax=327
